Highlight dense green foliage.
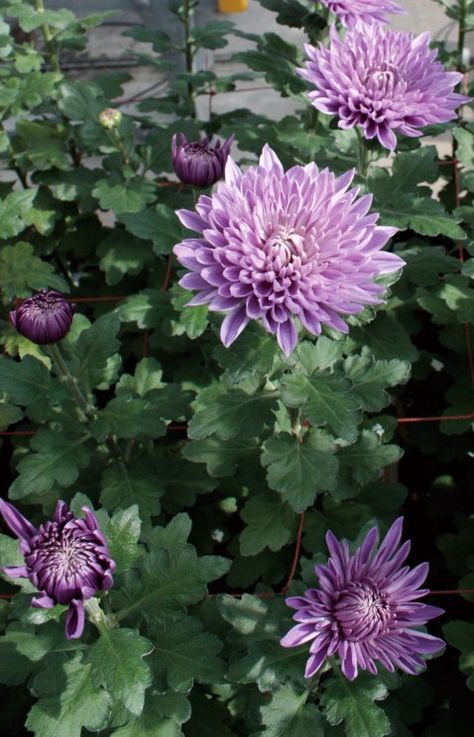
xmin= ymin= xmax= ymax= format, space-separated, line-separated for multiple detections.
xmin=0 ymin=0 xmax=472 ymax=735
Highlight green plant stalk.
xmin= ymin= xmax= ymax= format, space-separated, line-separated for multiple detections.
xmin=355 ymin=127 xmax=369 ymax=177
xmin=34 ymin=0 xmax=61 ymax=72
xmin=182 ymin=0 xmax=196 ymax=117
xmin=47 ymin=343 xmax=126 ymax=464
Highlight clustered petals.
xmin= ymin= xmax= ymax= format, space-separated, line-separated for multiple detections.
xmin=10 ymin=290 xmax=75 ymax=346
xmin=174 ymin=145 xmax=404 ymax=355
xmin=298 ymin=24 xmax=470 ymax=150
xmin=320 ymin=0 xmax=405 ymax=28
xmin=172 ymin=132 xmax=234 ymax=188
xmin=0 ymin=499 xmax=115 ymax=639
xmin=281 ymin=518 xmax=445 ymax=680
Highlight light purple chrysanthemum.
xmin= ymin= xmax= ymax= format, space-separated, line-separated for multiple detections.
xmin=280 ymin=517 xmax=445 ymax=680
xmin=298 ymin=24 xmax=470 ymax=150
xmin=320 ymin=0 xmax=405 ymax=28
xmin=0 ymin=499 xmax=115 ymax=639
xmin=172 ymin=132 xmax=234 ymax=188
xmin=10 ymin=290 xmax=75 ymax=345
xmin=173 ymin=145 xmax=404 ymax=355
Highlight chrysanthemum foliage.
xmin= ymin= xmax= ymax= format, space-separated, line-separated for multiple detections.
xmin=0 ymin=0 xmax=472 ymax=736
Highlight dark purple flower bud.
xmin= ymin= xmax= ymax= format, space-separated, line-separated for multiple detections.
xmin=10 ymin=290 xmax=75 ymax=345
xmin=171 ymin=132 xmax=234 ymax=188
xmin=0 ymin=499 xmax=115 ymax=639
xmin=280 ymin=517 xmax=445 ymax=680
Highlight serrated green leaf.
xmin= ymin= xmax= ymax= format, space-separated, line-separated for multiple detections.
xmin=100 ymin=464 xmax=162 ymax=520
xmin=401 ymin=244 xmax=460 ymax=286
xmin=111 ymin=693 xmax=191 ymax=737
xmin=281 ymin=371 xmax=360 ymax=441
xmin=97 ymin=231 xmax=153 ymax=285
xmin=9 ymin=429 xmax=92 ymax=499
xmin=105 ymin=505 xmax=142 ymax=572
xmin=93 ymin=178 xmax=156 ymax=214
xmin=214 ymin=327 xmax=279 ymax=382
xmin=228 ymin=640 xmax=307 ymax=692
xmin=75 ymin=312 xmax=121 ymax=390
xmin=335 ymin=430 xmax=402 ymax=499
xmin=0 ymin=241 xmax=67 ymax=300
xmin=92 ymin=396 xmax=166 ymax=441
xmin=321 ymin=671 xmax=391 ymax=737
xmin=0 ymin=189 xmax=37 ymax=239
xmin=218 ymin=593 xmax=288 ymax=640
xmin=345 ymin=354 xmax=410 ymax=412
xmin=151 ymin=616 xmax=225 ymax=690
xmin=240 ymin=493 xmax=295 ymax=555
xmin=86 ymin=628 xmax=153 ymax=715
xmin=188 ymin=384 xmax=278 ymax=440
xmin=0 ymin=356 xmax=52 ymax=408
xmin=258 ymin=684 xmax=324 ymax=737
xmin=182 ymin=436 xmax=260 ymax=477
xmin=0 ymin=401 xmax=23 ymax=430
xmin=26 ymin=656 xmax=110 ymax=737
xmin=346 ymin=316 xmax=418 ymax=361
xmin=261 ymin=430 xmax=338 ymax=511
xmin=116 ymin=358 xmax=165 ymax=397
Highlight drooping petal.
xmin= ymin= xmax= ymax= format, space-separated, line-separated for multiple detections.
xmin=220 ymin=304 xmax=249 ymax=347
xmin=65 ymin=599 xmax=85 ymax=639
xmin=0 ymin=499 xmax=37 ymax=541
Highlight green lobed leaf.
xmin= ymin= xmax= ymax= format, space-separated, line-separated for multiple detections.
xmin=188 ymin=384 xmax=278 ymax=440
xmin=0 ymin=401 xmax=23 ymax=431
xmin=93 ymin=178 xmax=156 ymax=215
xmin=0 ymin=189 xmax=37 ymax=240
xmin=334 ymin=430 xmax=402 ymax=500
xmin=443 ymin=621 xmax=474 ymax=690
xmin=183 ymin=436 xmax=260 ymax=477
xmin=151 ymin=616 xmax=226 ymax=690
xmin=111 ymin=693 xmax=191 ymax=737
xmin=9 ymin=428 xmax=92 ymax=499
xmin=75 ymin=312 xmax=121 ymax=391
xmin=261 ymin=430 xmax=338 ymax=511
xmin=86 ymin=628 xmax=153 ymax=715
xmin=239 ymin=492 xmax=296 ymax=555
xmin=26 ymin=656 xmax=110 ymax=737
xmin=0 ymin=241 xmax=67 ymax=300
xmin=116 ymin=358 xmax=165 ymax=397
xmin=257 ymin=684 xmax=325 ymax=737
xmin=344 ymin=353 xmax=411 ymax=412
xmin=345 ymin=316 xmax=418 ymax=362
xmin=105 ymin=505 xmax=142 ymax=573
xmin=228 ymin=640 xmax=308 ymax=693
xmin=92 ymin=396 xmax=167 ymax=442
xmin=100 ymin=463 xmax=163 ymax=520
xmin=280 ymin=370 xmax=360 ymax=442
xmin=321 ymin=671 xmax=391 ymax=737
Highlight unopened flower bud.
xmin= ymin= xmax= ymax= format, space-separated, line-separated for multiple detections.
xmin=99 ymin=107 xmax=122 ymax=130
xmin=171 ymin=132 xmax=234 ymax=188
xmin=10 ymin=289 xmax=75 ymax=345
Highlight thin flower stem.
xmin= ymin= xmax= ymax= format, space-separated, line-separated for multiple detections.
xmin=355 ymin=127 xmax=369 ymax=177
xmin=182 ymin=0 xmax=196 ymax=117
xmin=47 ymin=344 xmax=126 ymax=464
xmin=34 ymin=0 xmax=61 ymax=72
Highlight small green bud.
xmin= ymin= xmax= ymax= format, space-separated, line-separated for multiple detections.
xmin=99 ymin=108 xmax=122 ymax=130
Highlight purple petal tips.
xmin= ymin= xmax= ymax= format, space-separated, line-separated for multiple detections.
xmin=320 ymin=0 xmax=405 ymax=28
xmin=280 ymin=517 xmax=445 ymax=680
xmin=171 ymin=132 xmax=234 ymax=188
xmin=173 ymin=145 xmax=404 ymax=355
xmin=9 ymin=290 xmax=75 ymax=345
xmin=0 ymin=499 xmax=115 ymax=640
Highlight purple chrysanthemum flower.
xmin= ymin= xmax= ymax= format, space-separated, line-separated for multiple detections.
xmin=280 ymin=517 xmax=445 ymax=680
xmin=298 ymin=24 xmax=470 ymax=150
xmin=171 ymin=132 xmax=234 ymax=188
xmin=320 ymin=0 xmax=404 ymax=28
xmin=10 ymin=290 xmax=75 ymax=345
xmin=173 ymin=145 xmax=404 ymax=355
xmin=0 ymin=499 xmax=115 ymax=639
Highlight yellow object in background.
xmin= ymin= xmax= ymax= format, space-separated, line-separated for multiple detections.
xmin=218 ymin=0 xmax=248 ymax=13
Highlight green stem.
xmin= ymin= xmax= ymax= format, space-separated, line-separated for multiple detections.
xmin=182 ymin=0 xmax=196 ymax=117
xmin=355 ymin=127 xmax=369 ymax=178
xmin=34 ymin=0 xmax=61 ymax=72
xmin=84 ymin=598 xmax=117 ymax=633
xmin=47 ymin=343 xmax=126 ymax=464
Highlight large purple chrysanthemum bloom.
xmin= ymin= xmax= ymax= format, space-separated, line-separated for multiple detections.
xmin=320 ymin=0 xmax=404 ymax=28
xmin=10 ymin=290 xmax=75 ymax=345
xmin=173 ymin=145 xmax=404 ymax=355
xmin=0 ymin=499 xmax=115 ymax=639
xmin=298 ymin=24 xmax=470 ymax=150
xmin=172 ymin=132 xmax=234 ymax=188
xmin=280 ymin=517 xmax=445 ymax=680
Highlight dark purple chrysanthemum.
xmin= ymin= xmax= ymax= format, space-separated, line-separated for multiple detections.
xmin=10 ymin=290 xmax=75 ymax=345
xmin=0 ymin=499 xmax=115 ymax=639
xmin=298 ymin=24 xmax=470 ymax=150
xmin=280 ymin=517 xmax=445 ymax=680
xmin=172 ymin=132 xmax=234 ymax=188
xmin=320 ymin=0 xmax=404 ymax=28
xmin=173 ymin=145 xmax=404 ymax=355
